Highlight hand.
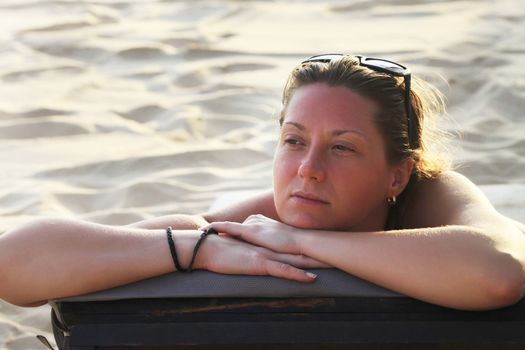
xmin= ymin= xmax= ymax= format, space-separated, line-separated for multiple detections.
xmin=196 ymin=233 xmax=322 ymax=283
xmin=208 ymin=214 xmax=301 ymax=254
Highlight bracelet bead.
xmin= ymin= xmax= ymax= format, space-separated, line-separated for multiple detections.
xmin=187 ymin=227 xmax=219 ymax=272
xmin=166 ymin=226 xmax=187 ymax=272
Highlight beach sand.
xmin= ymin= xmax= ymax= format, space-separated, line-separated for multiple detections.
xmin=0 ymin=0 xmax=524 ymax=348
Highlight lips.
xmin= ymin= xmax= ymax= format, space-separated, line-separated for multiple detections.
xmin=291 ymin=191 xmax=330 ymax=204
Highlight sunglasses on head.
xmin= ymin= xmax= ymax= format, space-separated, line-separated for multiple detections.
xmin=301 ymin=54 xmax=415 ymax=149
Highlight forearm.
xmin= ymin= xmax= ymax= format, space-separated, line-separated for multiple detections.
xmin=299 ymin=225 xmax=524 ymax=310
xmin=127 ymin=214 xmax=208 ymax=230
xmin=0 ymin=218 xmax=202 ymax=306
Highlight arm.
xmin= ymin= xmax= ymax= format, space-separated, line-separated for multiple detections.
xmin=211 ymin=172 xmax=525 ymax=310
xmin=0 ymin=219 xmax=186 ymax=307
xmin=297 ymin=225 xmax=524 ymax=311
xmin=126 ymin=214 xmax=209 ymax=230
xmin=0 ymin=190 xmax=318 ymax=307
xmin=322 ymin=171 xmax=525 ymax=310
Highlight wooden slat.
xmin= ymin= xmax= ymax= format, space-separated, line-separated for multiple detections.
xmin=51 ymin=297 xmax=525 ymax=349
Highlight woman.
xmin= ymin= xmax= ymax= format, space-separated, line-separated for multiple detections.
xmin=0 ymin=55 xmax=524 ymax=311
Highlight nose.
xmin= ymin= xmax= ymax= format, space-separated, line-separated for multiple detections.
xmin=298 ymin=150 xmax=325 ymax=182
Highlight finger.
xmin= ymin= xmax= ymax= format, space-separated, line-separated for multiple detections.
xmin=248 ymin=245 xmax=329 ymax=268
xmin=293 ymin=255 xmax=332 ymax=268
xmin=205 ymin=222 xmax=246 ymax=237
xmin=245 ymin=213 xmax=271 ymax=223
xmin=287 ymin=255 xmax=332 ymax=268
xmin=270 ymin=252 xmax=332 ymax=269
xmin=209 ymin=221 xmax=266 ymax=247
xmin=264 ymin=260 xmax=317 ymax=283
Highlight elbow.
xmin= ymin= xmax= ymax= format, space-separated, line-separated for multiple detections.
xmin=0 ymin=253 xmax=38 ymax=307
xmin=1 ymin=297 xmax=47 ymax=308
xmin=0 ymin=259 xmax=48 ymax=307
xmin=0 ymin=292 xmax=47 ymax=308
xmin=0 ymin=263 xmax=27 ymax=307
xmin=0 ymin=219 xmax=53 ymax=307
xmin=0 ymin=237 xmax=16 ymax=305
xmin=483 ymin=254 xmax=525 ymax=310
xmin=487 ymin=271 xmax=525 ymax=309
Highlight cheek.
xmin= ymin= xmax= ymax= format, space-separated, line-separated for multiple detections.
xmin=272 ymin=150 xmax=297 ymax=204
xmin=331 ymin=162 xmax=389 ymax=202
xmin=273 ymin=151 xmax=291 ymax=189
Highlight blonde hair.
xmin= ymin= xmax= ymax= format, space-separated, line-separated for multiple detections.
xmin=280 ymin=56 xmax=451 ymax=180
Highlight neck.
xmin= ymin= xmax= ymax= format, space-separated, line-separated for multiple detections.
xmin=349 ymin=205 xmax=390 ymax=232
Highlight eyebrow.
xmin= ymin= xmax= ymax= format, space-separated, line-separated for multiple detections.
xmin=283 ymin=121 xmax=368 ymax=140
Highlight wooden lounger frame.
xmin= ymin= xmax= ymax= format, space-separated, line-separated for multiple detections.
xmin=50 ymin=296 xmax=525 ymax=349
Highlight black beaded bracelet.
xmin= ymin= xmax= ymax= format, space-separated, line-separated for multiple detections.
xmin=187 ymin=227 xmax=218 ymax=273
xmin=166 ymin=226 xmax=187 ymax=272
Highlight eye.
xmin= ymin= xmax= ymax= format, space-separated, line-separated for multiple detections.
xmin=282 ymin=136 xmax=305 ymax=148
xmin=284 ymin=138 xmax=301 ymax=145
xmin=333 ymin=144 xmax=356 ymax=153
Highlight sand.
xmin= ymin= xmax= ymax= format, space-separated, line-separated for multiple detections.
xmin=0 ymin=0 xmax=524 ymax=348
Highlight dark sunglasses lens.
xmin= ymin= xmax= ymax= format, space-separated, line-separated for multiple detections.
xmin=303 ymin=54 xmax=344 ymax=63
xmin=362 ymin=58 xmax=406 ymax=75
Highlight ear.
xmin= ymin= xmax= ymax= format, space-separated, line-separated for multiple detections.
xmin=387 ymin=158 xmax=414 ymax=197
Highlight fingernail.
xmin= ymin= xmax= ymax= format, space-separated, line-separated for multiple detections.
xmin=306 ymin=272 xmax=317 ymax=279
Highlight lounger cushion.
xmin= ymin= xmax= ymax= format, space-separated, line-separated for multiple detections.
xmin=59 ymin=269 xmax=401 ymax=302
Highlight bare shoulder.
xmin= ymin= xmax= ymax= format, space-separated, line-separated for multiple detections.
xmin=201 ymin=189 xmax=278 ymax=223
xmin=402 ymin=171 xmax=524 ymax=234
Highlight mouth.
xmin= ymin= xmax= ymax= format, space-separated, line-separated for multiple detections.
xmin=290 ymin=191 xmax=330 ymax=205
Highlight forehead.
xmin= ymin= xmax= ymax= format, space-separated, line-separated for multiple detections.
xmin=284 ymin=83 xmax=379 ymax=132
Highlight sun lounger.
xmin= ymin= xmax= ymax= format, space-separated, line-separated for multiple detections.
xmin=49 ymin=269 xmax=525 ymax=349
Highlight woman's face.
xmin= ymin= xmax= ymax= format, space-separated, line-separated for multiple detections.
xmin=273 ymin=83 xmax=397 ymax=231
